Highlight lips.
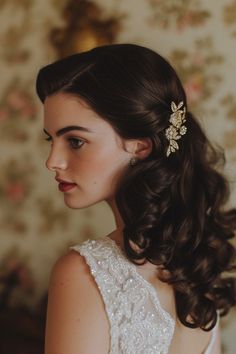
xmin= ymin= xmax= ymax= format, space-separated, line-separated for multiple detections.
xmin=55 ymin=178 xmax=77 ymax=192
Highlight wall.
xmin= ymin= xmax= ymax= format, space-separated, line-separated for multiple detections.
xmin=0 ymin=0 xmax=235 ymax=352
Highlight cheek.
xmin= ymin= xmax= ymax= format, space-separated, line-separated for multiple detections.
xmin=94 ymin=151 xmax=128 ymax=187
xmin=69 ymin=152 xmax=108 ymax=178
xmin=78 ymin=149 xmax=125 ymax=183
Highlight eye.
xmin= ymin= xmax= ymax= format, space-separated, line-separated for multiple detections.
xmin=68 ymin=137 xmax=84 ymax=149
xmin=44 ymin=136 xmax=53 ymax=146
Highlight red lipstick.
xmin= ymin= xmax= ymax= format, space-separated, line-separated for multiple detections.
xmin=55 ymin=178 xmax=77 ymax=192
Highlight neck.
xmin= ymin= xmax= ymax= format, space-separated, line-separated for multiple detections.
xmin=107 ymin=198 xmax=124 ymax=230
xmin=106 ymin=198 xmax=124 ymax=246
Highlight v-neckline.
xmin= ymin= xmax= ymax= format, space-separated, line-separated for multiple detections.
xmin=101 ymin=236 xmax=217 ymax=354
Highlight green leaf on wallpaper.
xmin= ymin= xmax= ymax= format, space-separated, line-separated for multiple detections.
xmin=0 ymin=81 xmax=37 ymax=142
xmin=223 ymin=0 xmax=236 ymax=37
xmin=168 ymin=37 xmax=223 ymax=112
xmin=147 ymin=0 xmax=211 ymax=30
xmin=220 ymin=95 xmax=236 ymax=151
xmin=221 ymin=95 xmax=236 ymax=121
xmin=37 ymin=197 xmax=70 ymax=234
xmin=0 ymin=0 xmax=33 ymax=11
xmin=223 ymin=0 xmax=236 ymax=25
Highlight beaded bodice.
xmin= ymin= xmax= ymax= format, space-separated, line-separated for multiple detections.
xmin=70 ymin=236 xmax=175 ymax=354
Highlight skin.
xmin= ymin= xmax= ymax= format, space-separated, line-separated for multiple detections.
xmin=44 ymin=92 xmax=151 ymax=224
xmin=43 ymin=92 xmax=221 ymax=354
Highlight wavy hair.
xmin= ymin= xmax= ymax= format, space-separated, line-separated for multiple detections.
xmin=36 ymin=43 xmax=236 ymax=330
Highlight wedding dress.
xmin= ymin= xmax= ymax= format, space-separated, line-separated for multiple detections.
xmin=70 ymin=236 xmax=219 ymax=354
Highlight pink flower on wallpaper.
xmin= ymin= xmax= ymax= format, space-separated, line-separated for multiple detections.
xmin=177 ymin=13 xmax=194 ymax=31
xmin=6 ymin=89 xmax=36 ymax=119
xmin=17 ymin=264 xmax=35 ymax=291
xmin=0 ymin=107 xmax=9 ymax=121
xmin=178 ymin=11 xmax=209 ymax=31
xmin=191 ymin=53 xmax=205 ymax=66
xmin=184 ymin=74 xmax=203 ymax=105
xmin=7 ymin=90 xmax=26 ymax=109
xmin=21 ymin=104 xmax=37 ymax=119
xmin=5 ymin=181 xmax=26 ymax=203
xmin=4 ymin=257 xmax=20 ymax=272
xmin=1 ymin=256 xmax=35 ymax=292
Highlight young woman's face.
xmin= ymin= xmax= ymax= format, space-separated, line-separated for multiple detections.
xmin=43 ymin=92 xmax=132 ymax=209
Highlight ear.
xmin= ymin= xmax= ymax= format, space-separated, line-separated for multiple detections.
xmin=125 ymin=138 xmax=153 ymax=160
xmin=134 ymin=138 xmax=153 ymax=160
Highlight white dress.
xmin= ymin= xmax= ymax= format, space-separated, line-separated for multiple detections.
xmin=70 ymin=236 xmax=219 ymax=354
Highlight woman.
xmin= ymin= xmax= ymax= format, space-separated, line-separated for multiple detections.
xmin=36 ymin=43 xmax=236 ymax=354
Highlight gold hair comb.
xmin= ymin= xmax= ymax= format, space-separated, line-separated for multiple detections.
xmin=165 ymin=101 xmax=187 ymax=157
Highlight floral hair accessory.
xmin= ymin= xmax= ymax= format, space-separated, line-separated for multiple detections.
xmin=165 ymin=101 xmax=187 ymax=157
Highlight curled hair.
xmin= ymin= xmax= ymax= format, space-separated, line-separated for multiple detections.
xmin=36 ymin=43 xmax=236 ymax=330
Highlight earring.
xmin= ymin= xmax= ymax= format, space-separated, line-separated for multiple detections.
xmin=130 ymin=157 xmax=138 ymax=166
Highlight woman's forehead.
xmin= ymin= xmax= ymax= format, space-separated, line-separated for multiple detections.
xmin=43 ymin=92 xmax=121 ymax=140
xmin=44 ymin=93 xmax=103 ymax=125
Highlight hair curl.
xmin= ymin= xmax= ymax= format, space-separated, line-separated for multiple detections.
xmin=36 ymin=43 xmax=236 ymax=331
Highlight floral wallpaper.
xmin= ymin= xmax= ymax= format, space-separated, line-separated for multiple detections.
xmin=0 ymin=0 xmax=235 ymax=353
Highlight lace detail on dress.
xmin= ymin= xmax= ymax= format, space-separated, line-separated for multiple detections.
xmin=70 ymin=237 xmax=175 ymax=354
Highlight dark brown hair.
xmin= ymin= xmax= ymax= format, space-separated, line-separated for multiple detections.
xmin=36 ymin=43 xmax=236 ymax=330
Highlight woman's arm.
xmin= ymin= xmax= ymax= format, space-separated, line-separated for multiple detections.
xmin=45 ymin=250 xmax=110 ymax=354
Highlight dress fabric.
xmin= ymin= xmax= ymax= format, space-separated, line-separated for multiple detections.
xmin=70 ymin=237 xmax=218 ymax=354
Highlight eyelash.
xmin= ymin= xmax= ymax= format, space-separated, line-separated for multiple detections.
xmin=44 ymin=137 xmax=85 ymax=149
xmin=68 ymin=137 xmax=84 ymax=149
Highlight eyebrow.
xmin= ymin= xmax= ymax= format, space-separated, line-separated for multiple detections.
xmin=43 ymin=125 xmax=94 ymax=136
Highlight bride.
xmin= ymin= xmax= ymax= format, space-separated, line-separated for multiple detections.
xmin=36 ymin=43 xmax=236 ymax=354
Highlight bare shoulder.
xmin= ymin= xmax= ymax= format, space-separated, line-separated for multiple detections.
xmin=45 ymin=250 xmax=110 ymax=354
xmin=49 ymin=249 xmax=91 ymax=284
xmin=47 ymin=250 xmax=96 ymax=301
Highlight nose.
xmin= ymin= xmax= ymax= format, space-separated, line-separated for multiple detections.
xmin=46 ymin=145 xmax=68 ymax=171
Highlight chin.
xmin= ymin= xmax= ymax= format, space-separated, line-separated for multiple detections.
xmin=63 ymin=195 xmax=102 ymax=209
xmin=64 ymin=199 xmax=87 ymax=209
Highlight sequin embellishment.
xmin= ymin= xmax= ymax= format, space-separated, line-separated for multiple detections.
xmin=70 ymin=237 xmax=175 ymax=354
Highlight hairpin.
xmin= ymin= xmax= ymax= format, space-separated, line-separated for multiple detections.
xmin=165 ymin=101 xmax=187 ymax=157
